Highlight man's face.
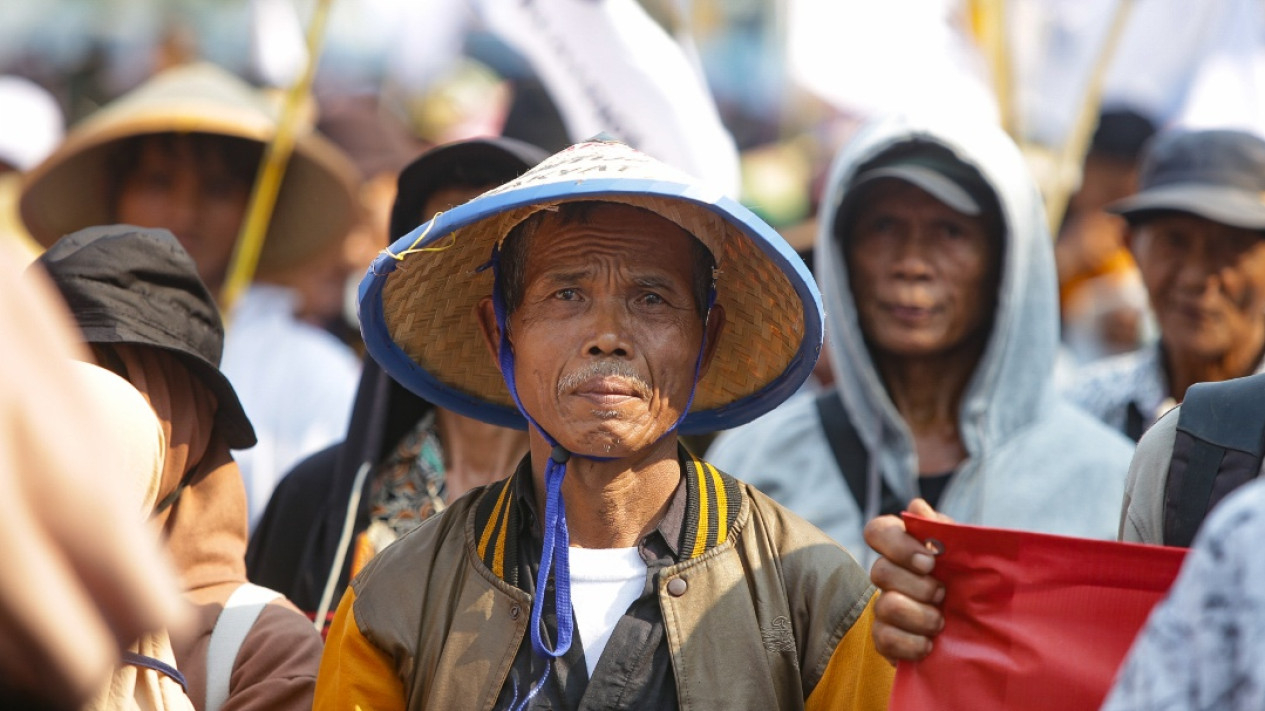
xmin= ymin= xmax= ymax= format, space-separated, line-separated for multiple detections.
xmin=846 ymin=179 xmax=1000 ymax=360
xmin=483 ymin=204 xmax=721 ymax=457
xmin=1129 ymin=214 xmax=1265 ymax=361
xmin=114 ymin=136 xmax=252 ymax=291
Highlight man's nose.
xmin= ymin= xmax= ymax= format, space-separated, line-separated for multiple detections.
xmin=1172 ymin=238 xmax=1220 ymax=290
xmin=890 ymin=231 xmax=933 ymax=279
xmin=584 ymin=301 xmax=633 ymax=357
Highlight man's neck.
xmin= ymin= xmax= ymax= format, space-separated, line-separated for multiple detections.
xmin=529 ymin=436 xmax=681 ymax=549
xmin=1164 ymin=333 xmax=1265 ymax=403
xmin=875 ymin=343 xmax=982 ymax=474
xmin=436 ymin=408 xmax=530 ymax=502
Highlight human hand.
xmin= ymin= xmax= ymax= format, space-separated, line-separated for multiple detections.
xmin=864 ymin=498 xmax=950 ymax=664
xmin=0 ymin=251 xmax=186 ymax=708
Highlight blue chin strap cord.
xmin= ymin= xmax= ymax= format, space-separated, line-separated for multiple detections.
xmin=486 ymin=243 xmax=715 ymax=709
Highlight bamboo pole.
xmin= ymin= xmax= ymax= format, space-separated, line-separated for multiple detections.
xmin=1043 ymin=0 xmax=1136 ymax=235
xmin=971 ymin=0 xmax=1014 ymax=137
xmin=220 ymin=0 xmax=336 ymax=314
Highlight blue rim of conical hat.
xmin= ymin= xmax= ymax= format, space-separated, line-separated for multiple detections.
xmin=358 ymin=140 xmax=822 ymax=435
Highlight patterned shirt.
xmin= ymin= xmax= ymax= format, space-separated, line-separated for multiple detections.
xmin=351 ymin=411 xmax=447 ymax=578
xmin=1102 ymin=478 xmax=1265 ymax=710
xmin=1063 ymin=345 xmax=1265 ymax=441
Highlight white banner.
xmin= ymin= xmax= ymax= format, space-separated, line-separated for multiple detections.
xmin=475 ymin=0 xmax=741 ymax=198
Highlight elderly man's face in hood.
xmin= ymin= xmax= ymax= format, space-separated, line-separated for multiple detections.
xmin=845 ymin=179 xmax=1001 ymax=361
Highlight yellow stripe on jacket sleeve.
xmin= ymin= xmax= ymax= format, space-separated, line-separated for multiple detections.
xmin=805 ymin=594 xmax=895 ymax=711
xmin=690 ymin=454 xmax=710 ymax=558
xmin=703 ymin=460 xmax=728 ymax=545
xmin=314 ymin=588 xmax=407 ymax=711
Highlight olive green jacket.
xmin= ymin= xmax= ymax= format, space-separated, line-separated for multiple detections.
xmin=314 ymin=455 xmax=892 ymax=710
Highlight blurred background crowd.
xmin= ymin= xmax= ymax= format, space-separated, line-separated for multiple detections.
xmin=2 ymin=1 xmax=1264 ymax=707
xmin=5 ymin=0 xmax=1263 ymax=373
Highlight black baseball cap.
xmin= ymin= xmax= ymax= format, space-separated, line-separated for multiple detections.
xmin=1107 ymin=129 xmax=1265 ymax=230
xmin=389 ymin=137 xmax=549 ymax=239
xmin=33 ymin=225 xmax=256 ymax=449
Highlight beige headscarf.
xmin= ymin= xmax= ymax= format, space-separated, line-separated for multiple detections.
xmin=72 ymin=361 xmax=194 ymax=711
xmin=109 ymin=345 xmax=250 ymax=597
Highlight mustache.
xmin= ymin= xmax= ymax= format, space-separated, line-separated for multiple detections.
xmin=556 ymin=361 xmax=652 ymax=399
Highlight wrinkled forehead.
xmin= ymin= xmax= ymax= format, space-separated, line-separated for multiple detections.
xmin=496 ymin=198 xmax=722 ymax=260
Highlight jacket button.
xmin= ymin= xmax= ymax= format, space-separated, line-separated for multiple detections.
xmin=667 ymin=578 xmax=688 ymax=597
xmin=510 ymin=605 xmax=521 ymax=620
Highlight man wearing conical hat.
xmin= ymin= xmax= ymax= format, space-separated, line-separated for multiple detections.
xmin=314 ymin=139 xmax=894 ymax=709
xmin=18 ymin=62 xmax=364 ymax=528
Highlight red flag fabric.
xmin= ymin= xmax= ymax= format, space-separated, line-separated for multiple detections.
xmin=889 ymin=514 xmax=1187 ymax=711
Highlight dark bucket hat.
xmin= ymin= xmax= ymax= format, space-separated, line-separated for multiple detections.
xmin=34 ymin=225 xmax=256 ymax=449
xmin=1107 ymin=129 xmax=1265 ymax=230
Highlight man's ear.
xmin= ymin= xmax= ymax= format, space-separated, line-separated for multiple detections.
xmin=697 ymin=303 xmax=726 ymax=379
xmin=476 ymin=296 xmax=505 ymax=365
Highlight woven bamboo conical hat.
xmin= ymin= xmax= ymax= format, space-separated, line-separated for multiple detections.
xmin=359 ymin=139 xmax=822 ymax=434
xmin=19 ymin=62 xmax=358 ymax=274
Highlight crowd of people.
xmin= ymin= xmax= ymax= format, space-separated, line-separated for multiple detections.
xmin=3 ymin=2 xmax=1265 ymax=709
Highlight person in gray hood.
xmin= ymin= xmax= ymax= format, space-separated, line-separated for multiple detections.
xmin=707 ymin=115 xmax=1135 ymax=562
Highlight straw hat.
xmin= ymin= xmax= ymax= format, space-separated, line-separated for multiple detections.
xmin=359 ymin=139 xmax=823 ymax=435
xmin=19 ymin=62 xmax=359 ymax=274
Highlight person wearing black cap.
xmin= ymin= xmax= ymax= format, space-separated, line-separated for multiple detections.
xmin=246 ymin=137 xmax=544 ymax=633
xmin=33 ymin=225 xmax=324 ymax=711
xmin=707 ymin=114 xmax=1134 ymax=563
xmin=1055 ymin=109 xmax=1157 ymax=368
xmin=1064 ymin=128 xmax=1265 ymax=442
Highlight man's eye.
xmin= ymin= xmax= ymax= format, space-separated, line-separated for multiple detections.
xmin=555 ymin=288 xmax=578 ymax=300
xmin=641 ymin=293 xmax=665 ymax=305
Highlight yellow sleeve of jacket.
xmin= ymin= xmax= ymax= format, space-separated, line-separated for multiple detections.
xmin=805 ymin=595 xmax=895 ymax=711
xmin=313 ymin=589 xmax=406 ymax=711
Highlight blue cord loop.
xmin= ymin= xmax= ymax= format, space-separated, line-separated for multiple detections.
xmin=491 ymin=241 xmax=716 ymax=707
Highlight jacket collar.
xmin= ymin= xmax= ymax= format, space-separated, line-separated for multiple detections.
xmin=471 ymin=445 xmax=743 ymax=583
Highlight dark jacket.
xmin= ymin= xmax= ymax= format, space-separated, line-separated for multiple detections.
xmin=246 ymin=361 xmax=431 ymax=618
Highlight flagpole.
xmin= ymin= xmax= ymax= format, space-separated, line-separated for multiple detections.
xmin=971 ymin=0 xmax=1013 ymax=137
xmin=220 ymin=0 xmax=335 ymax=314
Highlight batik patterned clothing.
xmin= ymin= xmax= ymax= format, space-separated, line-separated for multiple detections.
xmin=1064 ymin=344 xmax=1265 ymax=441
xmin=351 ymin=412 xmax=447 ymax=577
xmin=1103 ymin=478 xmax=1265 ymax=710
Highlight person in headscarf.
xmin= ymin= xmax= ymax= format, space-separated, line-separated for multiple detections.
xmin=73 ymin=359 xmax=196 ymax=711
xmin=35 ymin=225 xmax=323 ymax=711
xmin=314 ymin=139 xmax=894 ymax=709
xmin=247 ymin=137 xmax=545 ymax=633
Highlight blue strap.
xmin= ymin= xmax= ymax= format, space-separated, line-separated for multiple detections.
xmin=121 ymin=650 xmax=189 ymax=695
xmin=489 ymin=244 xmax=715 ymax=706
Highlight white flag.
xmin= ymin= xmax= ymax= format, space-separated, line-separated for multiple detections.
xmin=476 ymin=0 xmax=740 ymax=198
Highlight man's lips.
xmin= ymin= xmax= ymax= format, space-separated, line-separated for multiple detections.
xmin=882 ymin=302 xmax=939 ymax=323
xmin=571 ymin=376 xmax=648 ymax=403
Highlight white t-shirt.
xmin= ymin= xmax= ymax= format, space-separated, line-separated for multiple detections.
xmin=567 ymin=546 xmax=648 ymax=679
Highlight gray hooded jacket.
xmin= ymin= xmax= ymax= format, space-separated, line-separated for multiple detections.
xmin=708 ymin=115 xmax=1134 ymax=563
